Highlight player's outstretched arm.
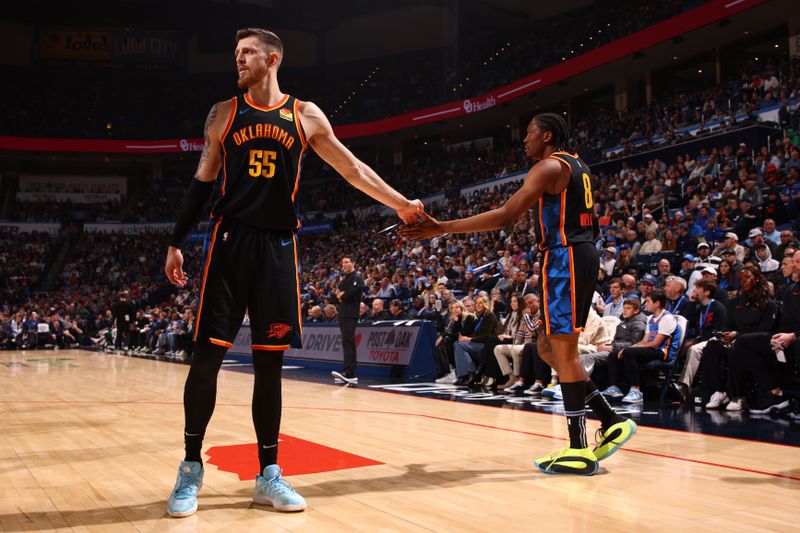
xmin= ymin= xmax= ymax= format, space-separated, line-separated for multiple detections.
xmin=298 ymin=101 xmax=423 ymax=224
xmin=165 ymin=100 xmax=230 ymax=286
xmin=399 ymin=158 xmax=562 ymax=240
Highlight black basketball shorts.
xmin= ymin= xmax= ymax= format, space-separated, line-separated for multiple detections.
xmin=540 ymin=242 xmax=599 ymax=335
xmin=193 ymin=217 xmax=302 ymax=351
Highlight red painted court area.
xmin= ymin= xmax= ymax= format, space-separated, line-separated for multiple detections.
xmin=206 ymin=433 xmax=384 ymax=480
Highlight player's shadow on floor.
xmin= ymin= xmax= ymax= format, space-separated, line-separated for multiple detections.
xmin=246 ymin=462 xmax=604 ymax=500
xmin=1 ymin=464 xmax=609 ymax=528
xmin=0 ymin=501 xmax=252 ymax=531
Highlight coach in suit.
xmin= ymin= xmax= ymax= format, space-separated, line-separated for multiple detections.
xmin=333 ymin=256 xmax=364 ymax=382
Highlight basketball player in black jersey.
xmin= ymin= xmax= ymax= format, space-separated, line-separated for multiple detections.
xmin=164 ymin=28 xmax=423 ymax=517
xmin=401 ymin=114 xmax=636 ymax=475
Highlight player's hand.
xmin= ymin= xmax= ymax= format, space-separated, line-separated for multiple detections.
xmin=399 ymin=211 xmax=445 ymax=240
xmin=721 ymin=331 xmax=737 ymax=344
xmin=165 ymin=246 xmax=188 ymax=287
xmin=396 ymin=199 xmax=424 ymax=224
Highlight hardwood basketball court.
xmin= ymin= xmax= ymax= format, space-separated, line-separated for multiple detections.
xmin=1 ymin=350 xmax=797 ymax=531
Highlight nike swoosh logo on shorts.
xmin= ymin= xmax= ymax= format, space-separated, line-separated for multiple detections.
xmin=281 ymin=239 xmax=293 ymax=247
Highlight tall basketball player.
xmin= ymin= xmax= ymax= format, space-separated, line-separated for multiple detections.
xmin=164 ymin=28 xmax=423 ymax=517
xmin=400 ymin=113 xmax=637 ymax=475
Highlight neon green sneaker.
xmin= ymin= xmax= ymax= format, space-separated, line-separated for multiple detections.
xmin=534 ymin=446 xmax=598 ymax=476
xmin=592 ymin=418 xmax=637 ymax=461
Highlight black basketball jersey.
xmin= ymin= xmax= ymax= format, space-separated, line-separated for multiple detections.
xmin=213 ymin=93 xmax=307 ymax=230
xmin=532 ymin=151 xmax=599 ymax=250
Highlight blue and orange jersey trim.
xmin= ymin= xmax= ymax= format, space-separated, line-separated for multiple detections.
xmin=291 ymin=97 xmax=308 ymax=228
xmin=244 ymin=92 xmax=290 ymax=112
xmin=291 ymin=233 xmax=304 ymax=341
xmin=252 ymin=344 xmax=290 ymax=351
xmin=219 ymin=97 xmax=237 ymax=144
xmin=209 ymin=337 xmax=233 ymax=348
xmin=193 ymin=218 xmax=222 ymax=342
xmin=540 ymin=249 xmax=551 ymax=334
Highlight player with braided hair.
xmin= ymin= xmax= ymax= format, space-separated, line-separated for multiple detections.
xmin=401 ymin=113 xmax=637 ymax=475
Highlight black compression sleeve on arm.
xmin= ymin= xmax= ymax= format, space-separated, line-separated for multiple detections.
xmin=170 ymin=178 xmax=214 ymax=249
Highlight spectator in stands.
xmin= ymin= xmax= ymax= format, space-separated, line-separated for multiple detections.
xmin=596 ymin=268 xmax=610 ymax=301
xmin=717 ymin=259 xmax=739 ymax=297
xmin=654 ymin=259 xmax=673 ymax=288
xmin=735 ymin=199 xmax=760 ymax=241
xmin=719 ymin=247 xmax=742 ymax=270
xmin=490 ymin=293 xmax=523 ymax=388
xmin=643 ymin=213 xmax=658 ymax=234
xmin=154 ymin=310 xmax=184 ymax=356
xmin=130 ymin=310 xmax=148 ymax=350
xmin=639 ymin=230 xmax=662 ymax=255
xmin=661 ymin=229 xmax=677 ymax=252
xmin=716 ymin=232 xmax=745 ymax=263
xmin=306 ymin=306 xmax=324 ymax=322
xmin=624 ymin=230 xmax=641 ymax=257
xmin=435 ymin=300 xmax=476 ymax=383
xmin=453 ymin=295 xmax=499 ymax=385
xmin=36 ymin=314 xmax=56 ymax=348
xmin=775 ymin=230 xmax=799 ymax=262
xmin=417 ymin=292 xmax=444 ymax=330
xmin=612 ymin=244 xmax=637 ymax=277
xmin=322 ymin=304 xmax=339 ymax=322
xmin=639 ymin=275 xmax=657 ymax=302
xmin=581 ymin=298 xmax=646 ymax=377
xmin=489 ymin=287 xmax=507 ymax=317
xmin=603 ymin=278 xmax=625 ymax=319
xmin=143 ymin=310 xmax=168 ymax=354
xmin=51 ymin=318 xmax=66 ymax=349
xmin=762 ymin=219 xmax=781 ymax=246
xmin=0 ymin=313 xmax=12 ymax=350
xmin=621 ymin=274 xmax=639 ymax=300
xmin=494 ymin=267 xmax=514 ymax=297
xmin=755 ymin=243 xmax=780 ymax=276
xmin=702 ymin=265 xmax=777 ymax=409
xmin=602 ymin=246 xmax=617 ymax=276
xmin=178 ymin=309 xmax=194 ymax=357
xmin=664 ymin=275 xmax=694 ymax=327
xmin=747 ymin=228 xmax=775 ymax=255
xmin=358 ymin=302 xmax=370 ymax=322
xmin=369 ymin=299 xmax=390 ymax=321
xmin=676 ymin=223 xmax=698 ymax=257
xmin=675 ymin=280 xmax=727 ymax=401
xmin=678 ymin=254 xmax=696 ymax=282
xmin=704 ymin=218 xmax=725 ymax=244
xmin=603 ymin=289 xmax=680 ymax=404
xmin=498 ymin=294 xmax=540 ymax=392
xmin=696 ymin=242 xmax=712 ymax=263
xmin=375 ymin=277 xmax=397 ymax=301
xmin=387 ymin=299 xmax=407 ymax=320
xmin=577 ymin=307 xmax=614 ymax=366
xmin=66 ymin=318 xmax=85 ymax=347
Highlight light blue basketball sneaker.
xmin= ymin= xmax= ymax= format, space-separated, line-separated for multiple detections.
xmin=167 ymin=460 xmax=204 ymax=517
xmin=253 ymin=464 xmax=307 ymax=512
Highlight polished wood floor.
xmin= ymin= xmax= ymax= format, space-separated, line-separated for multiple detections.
xmin=0 ymin=350 xmax=798 ymax=532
